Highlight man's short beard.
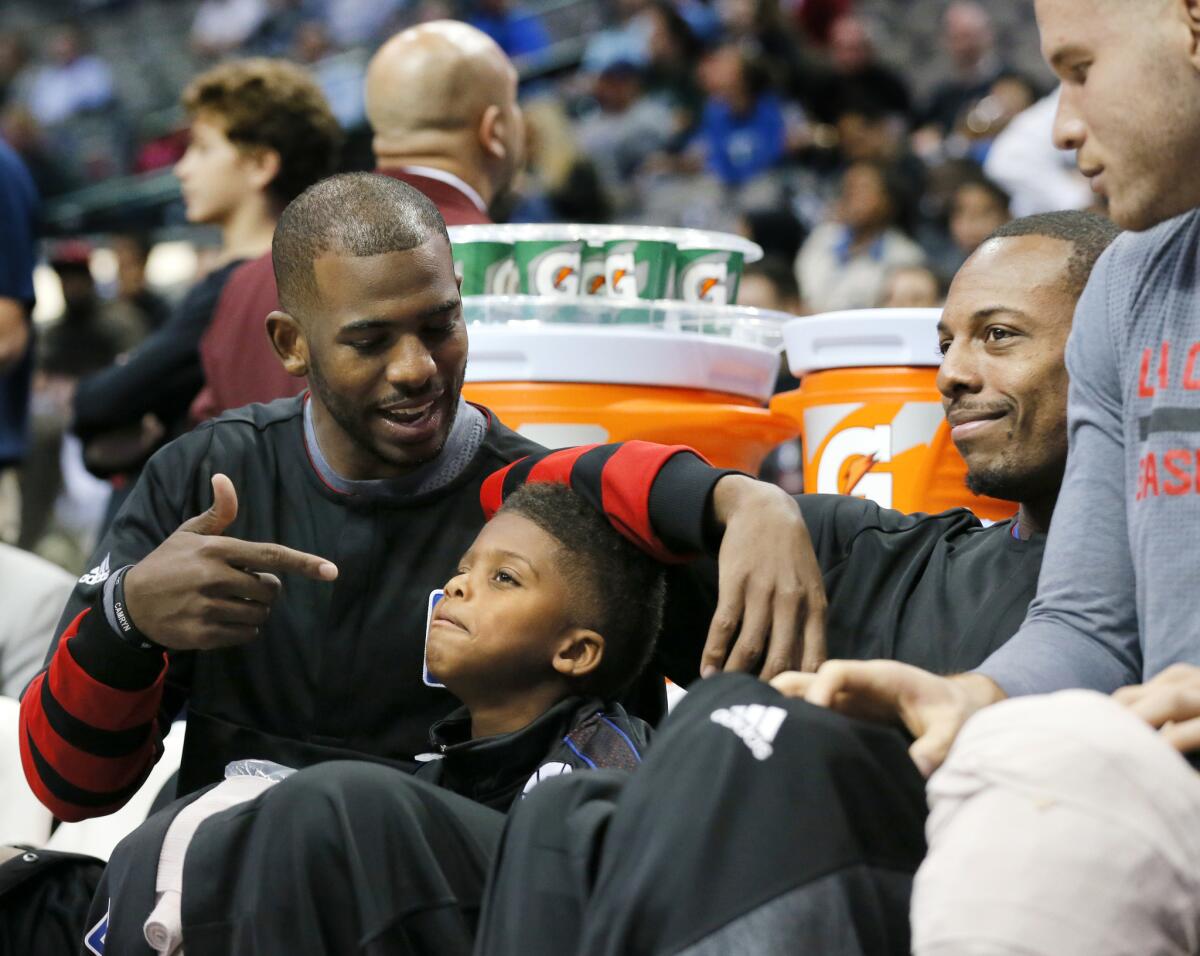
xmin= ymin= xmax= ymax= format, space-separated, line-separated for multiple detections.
xmin=306 ymin=354 xmax=465 ymax=473
xmin=965 ymin=455 xmax=1065 ymax=505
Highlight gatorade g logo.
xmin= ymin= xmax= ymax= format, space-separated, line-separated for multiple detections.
xmin=581 ymin=255 xmax=606 ymax=295
xmin=530 ymin=247 xmax=581 ymax=295
xmin=818 ymin=426 xmax=893 ymax=506
xmin=606 ymin=242 xmax=649 ymax=301
xmin=679 ymin=253 xmax=731 ymax=305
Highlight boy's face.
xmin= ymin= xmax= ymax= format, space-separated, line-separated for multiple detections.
xmin=427 ymin=512 xmax=586 ymax=700
xmin=173 ymin=114 xmax=265 ymax=226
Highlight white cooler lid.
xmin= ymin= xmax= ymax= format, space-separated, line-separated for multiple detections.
xmin=465 ymin=325 xmax=781 ymax=403
xmin=783 ymin=308 xmax=942 ymax=376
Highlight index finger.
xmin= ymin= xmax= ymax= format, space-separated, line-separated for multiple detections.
xmin=218 ymin=538 xmax=338 ymax=581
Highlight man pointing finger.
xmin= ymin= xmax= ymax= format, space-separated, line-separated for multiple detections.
xmin=120 ymin=474 xmax=337 ymax=652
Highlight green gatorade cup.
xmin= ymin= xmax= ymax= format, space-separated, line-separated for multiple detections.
xmin=604 ymin=238 xmax=676 ymax=302
xmin=581 ymin=243 xmax=607 ymax=296
xmin=675 ymin=248 xmax=745 ymax=306
xmin=514 ymin=239 xmax=584 ymax=295
xmin=453 ymin=240 xmax=517 ymax=295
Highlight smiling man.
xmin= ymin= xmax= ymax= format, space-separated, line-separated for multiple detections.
xmin=17 ymin=173 xmax=820 ymax=824
xmin=728 ymin=211 xmax=1117 ymax=674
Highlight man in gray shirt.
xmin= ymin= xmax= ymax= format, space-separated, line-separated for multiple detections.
xmin=779 ymin=0 xmax=1200 ymax=777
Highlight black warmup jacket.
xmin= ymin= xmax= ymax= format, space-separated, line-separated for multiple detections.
xmin=20 ymin=395 xmax=725 ymax=822
xmin=417 ymin=696 xmax=650 ymax=812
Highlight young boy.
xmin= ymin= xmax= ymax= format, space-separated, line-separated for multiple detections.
xmin=416 ymin=481 xmax=664 ymax=810
xmin=70 ymin=59 xmax=341 ymax=510
xmin=80 ymin=483 xmax=665 ymax=953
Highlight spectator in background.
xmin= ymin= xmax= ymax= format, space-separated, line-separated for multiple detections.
xmin=292 ymin=20 xmax=367 ymax=131
xmin=948 ymin=173 xmax=1012 ymax=263
xmin=73 ymin=59 xmax=340 ymax=524
xmin=921 ymin=2 xmax=1004 ymax=136
xmin=190 ymin=0 xmax=270 ymax=58
xmin=21 ymin=242 xmax=146 ymax=559
xmin=39 ymin=242 xmax=145 ymax=381
xmin=324 ymin=0 xmax=406 ymax=47
xmin=38 ymin=242 xmax=142 ymax=381
xmin=738 ymin=207 xmax=807 ymax=264
xmin=582 ymin=0 xmax=652 ymax=75
xmin=0 ymin=139 xmax=37 ymax=545
xmin=716 ymin=0 xmax=813 ymax=106
xmin=809 ymin=15 xmax=911 ymax=125
xmin=111 ymin=233 xmax=170 ymax=332
xmin=985 ymin=88 xmax=1094 ymax=217
xmin=247 ymin=0 xmax=315 ymax=57
xmin=20 ymin=24 xmax=114 ymax=129
xmin=736 ymin=257 xmax=803 ymax=315
xmin=0 ymin=104 xmax=79 ymax=199
xmin=797 ymin=160 xmax=925 ymax=313
xmin=575 ymin=61 xmax=673 ymax=216
xmin=961 ymin=72 xmax=1038 ymax=146
xmin=879 ymin=264 xmax=943 ymax=308
xmin=643 ymin=0 xmax=705 ymax=146
xmin=692 ymin=42 xmax=787 ymax=188
xmin=791 ymin=0 xmax=852 ymax=47
xmin=515 ymin=98 xmax=611 ymax=224
xmin=832 ymin=100 xmax=927 ymax=197
xmin=469 ymin=0 xmax=552 ymax=59
xmin=0 ymin=33 xmax=30 ymax=108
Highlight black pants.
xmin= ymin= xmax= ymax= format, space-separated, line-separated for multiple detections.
xmin=477 ymin=674 xmax=928 ymax=955
xmin=181 ymin=762 xmax=504 ymax=956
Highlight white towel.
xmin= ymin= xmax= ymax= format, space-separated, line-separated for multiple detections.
xmin=912 ymin=690 xmax=1200 ymax=956
xmin=143 ymin=774 xmax=277 ymax=954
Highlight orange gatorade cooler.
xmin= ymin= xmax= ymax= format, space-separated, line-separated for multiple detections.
xmin=460 ymin=296 xmax=799 ymax=473
xmin=771 ymin=309 xmax=1015 ymax=521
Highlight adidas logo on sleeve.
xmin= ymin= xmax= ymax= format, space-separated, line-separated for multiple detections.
xmin=710 ymin=704 xmax=786 ymax=761
xmin=78 ymin=554 xmax=112 ymax=586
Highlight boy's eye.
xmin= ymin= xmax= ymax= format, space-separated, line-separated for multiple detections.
xmin=492 ymin=569 xmax=518 ymax=586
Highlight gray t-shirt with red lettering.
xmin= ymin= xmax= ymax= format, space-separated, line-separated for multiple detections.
xmin=979 ymin=209 xmax=1200 ymax=695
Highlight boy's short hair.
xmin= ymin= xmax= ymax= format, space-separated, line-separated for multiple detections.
xmin=182 ymin=58 xmax=343 ymax=207
xmin=498 ymin=483 xmax=666 ymax=698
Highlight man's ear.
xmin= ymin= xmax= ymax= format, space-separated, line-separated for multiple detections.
xmin=478 ymin=104 xmax=509 ymax=162
xmin=552 ymin=628 xmax=604 ymax=682
xmin=266 ymin=310 xmax=310 ymax=378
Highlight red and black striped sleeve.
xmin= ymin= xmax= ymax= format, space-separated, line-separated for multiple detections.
xmin=481 ymin=442 xmax=738 ymax=563
xmin=19 ymin=607 xmax=168 ymax=822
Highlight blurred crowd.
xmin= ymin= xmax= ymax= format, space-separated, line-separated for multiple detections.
xmin=0 ymin=0 xmax=1095 ymax=290
xmin=0 ymin=0 xmax=1101 ymax=574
